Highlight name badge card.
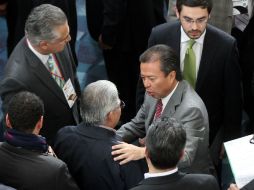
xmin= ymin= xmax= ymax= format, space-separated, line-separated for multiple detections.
xmin=62 ymin=79 xmax=77 ymax=108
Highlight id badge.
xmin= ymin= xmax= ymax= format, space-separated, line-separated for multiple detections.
xmin=62 ymin=79 xmax=77 ymax=108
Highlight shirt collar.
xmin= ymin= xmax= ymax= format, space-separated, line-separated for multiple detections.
xmin=26 ymin=38 xmax=50 ymax=65
xmin=180 ymin=26 xmax=206 ymax=45
xmin=161 ymin=82 xmax=179 ymax=108
xmin=144 ymin=168 xmax=178 ymax=179
xmin=98 ymin=125 xmax=116 ymax=133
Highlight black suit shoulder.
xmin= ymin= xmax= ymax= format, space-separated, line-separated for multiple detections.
xmin=130 ymin=172 xmax=219 ymax=190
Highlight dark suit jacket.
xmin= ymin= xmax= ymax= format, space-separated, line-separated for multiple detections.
xmin=241 ymin=179 xmax=254 ymax=190
xmin=137 ymin=21 xmax=242 ymax=161
xmin=86 ymin=0 xmax=165 ymax=52
xmin=0 ymin=37 xmax=81 ymax=143
xmin=239 ymin=15 xmax=254 ymax=130
xmin=0 ymin=142 xmax=79 ymax=190
xmin=53 ymin=123 xmax=144 ymax=190
xmin=130 ymin=171 xmax=219 ymax=190
xmin=118 ymin=81 xmax=212 ymax=174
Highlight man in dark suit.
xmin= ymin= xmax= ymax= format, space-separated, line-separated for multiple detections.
xmin=112 ymin=45 xmax=212 ymax=174
xmin=130 ymin=118 xmax=219 ymax=190
xmin=54 ymin=80 xmax=143 ymax=190
xmin=136 ymin=0 xmax=242 ymax=167
xmin=0 ymin=4 xmax=81 ymax=144
xmin=86 ymin=0 xmax=166 ymax=122
xmin=0 ymin=91 xmax=79 ymax=190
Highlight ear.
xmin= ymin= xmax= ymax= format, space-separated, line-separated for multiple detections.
xmin=167 ymin=71 xmax=176 ymax=82
xmin=35 ymin=116 xmax=44 ymax=131
xmin=175 ymin=8 xmax=180 ymax=19
xmin=144 ymin=147 xmax=149 ymax=158
xmin=179 ymin=149 xmax=185 ymax=161
xmin=5 ymin=114 xmax=12 ymax=129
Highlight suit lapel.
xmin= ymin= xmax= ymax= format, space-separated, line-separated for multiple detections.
xmin=162 ymin=81 xmax=184 ymax=118
xmin=196 ymin=26 xmax=215 ymax=91
xmin=24 ymin=45 xmax=67 ymax=104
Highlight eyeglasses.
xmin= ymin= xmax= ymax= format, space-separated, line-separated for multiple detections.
xmin=120 ymin=100 xmax=125 ymax=109
xmin=182 ymin=17 xmax=208 ymax=26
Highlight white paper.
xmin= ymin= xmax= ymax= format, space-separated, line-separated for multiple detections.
xmin=224 ymin=135 xmax=254 ymax=188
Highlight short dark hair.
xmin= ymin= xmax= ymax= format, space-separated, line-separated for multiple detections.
xmin=139 ymin=44 xmax=182 ymax=81
xmin=7 ymin=91 xmax=44 ymax=132
xmin=176 ymin=0 xmax=213 ymax=14
xmin=146 ymin=117 xmax=186 ymax=169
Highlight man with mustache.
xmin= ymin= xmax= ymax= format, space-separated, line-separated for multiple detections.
xmin=136 ymin=0 xmax=242 ymax=176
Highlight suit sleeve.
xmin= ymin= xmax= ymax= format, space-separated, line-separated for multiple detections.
xmin=223 ymin=40 xmax=242 ymax=141
xmin=0 ymin=77 xmax=27 ymax=118
xmin=117 ymin=98 xmax=148 ymax=142
xmin=178 ymin=107 xmax=207 ymax=169
xmin=56 ymin=163 xmax=80 ymax=190
xmin=101 ymin=0 xmax=125 ymax=46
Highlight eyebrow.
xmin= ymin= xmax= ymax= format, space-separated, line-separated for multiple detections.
xmin=183 ymin=16 xmax=207 ymax=20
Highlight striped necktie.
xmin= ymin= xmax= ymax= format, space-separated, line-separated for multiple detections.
xmin=46 ymin=54 xmax=65 ymax=88
xmin=183 ymin=39 xmax=196 ymax=88
xmin=154 ymin=99 xmax=163 ymax=120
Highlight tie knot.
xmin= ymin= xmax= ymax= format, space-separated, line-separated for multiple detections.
xmin=188 ymin=39 xmax=196 ymax=48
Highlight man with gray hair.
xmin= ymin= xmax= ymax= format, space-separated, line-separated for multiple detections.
xmin=0 ymin=4 xmax=81 ymax=144
xmin=130 ymin=118 xmax=219 ymax=190
xmin=53 ymin=80 xmax=143 ymax=190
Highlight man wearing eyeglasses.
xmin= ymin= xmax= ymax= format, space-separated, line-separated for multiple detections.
xmin=136 ymin=0 xmax=242 ymax=176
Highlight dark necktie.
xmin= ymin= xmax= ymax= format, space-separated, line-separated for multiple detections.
xmin=154 ymin=99 xmax=163 ymax=120
xmin=183 ymin=39 xmax=196 ymax=88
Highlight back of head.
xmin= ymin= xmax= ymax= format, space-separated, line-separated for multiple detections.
xmin=176 ymin=0 xmax=213 ymax=14
xmin=7 ymin=91 xmax=44 ymax=133
xmin=25 ymin=4 xmax=67 ymax=46
xmin=146 ymin=117 xmax=186 ymax=169
xmin=139 ymin=44 xmax=182 ymax=81
xmin=80 ymin=80 xmax=120 ymax=125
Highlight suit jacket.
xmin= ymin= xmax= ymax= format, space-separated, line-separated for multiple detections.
xmin=209 ymin=0 xmax=233 ymax=34
xmin=241 ymin=179 xmax=254 ymax=190
xmin=0 ymin=142 xmax=79 ymax=190
xmin=0 ymin=37 xmax=81 ymax=143
xmin=53 ymin=123 xmax=144 ymax=190
xmin=130 ymin=171 xmax=219 ymax=190
xmin=118 ymin=80 xmax=212 ymax=174
xmin=86 ymin=0 xmax=165 ymax=52
xmin=144 ymin=21 xmax=242 ymax=157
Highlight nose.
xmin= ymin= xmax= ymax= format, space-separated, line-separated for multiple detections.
xmin=191 ymin=22 xmax=198 ymax=30
xmin=143 ymin=78 xmax=151 ymax=88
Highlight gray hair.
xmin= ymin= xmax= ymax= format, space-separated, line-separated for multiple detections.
xmin=80 ymin=80 xmax=120 ymax=125
xmin=25 ymin=4 xmax=67 ymax=46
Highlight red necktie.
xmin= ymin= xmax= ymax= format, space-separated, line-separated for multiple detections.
xmin=154 ymin=99 xmax=163 ymax=120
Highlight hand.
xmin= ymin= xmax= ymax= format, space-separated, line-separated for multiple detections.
xmin=98 ymin=34 xmax=112 ymax=50
xmin=228 ymin=183 xmax=239 ymax=190
xmin=111 ymin=142 xmax=145 ymax=165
